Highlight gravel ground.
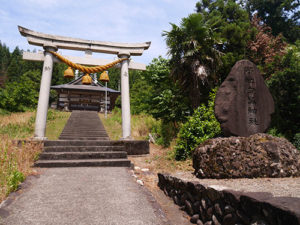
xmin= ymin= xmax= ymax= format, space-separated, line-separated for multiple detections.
xmin=172 ymin=171 xmax=300 ymax=198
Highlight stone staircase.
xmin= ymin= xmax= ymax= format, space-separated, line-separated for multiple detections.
xmin=58 ymin=111 xmax=110 ymax=140
xmin=35 ymin=111 xmax=131 ymax=167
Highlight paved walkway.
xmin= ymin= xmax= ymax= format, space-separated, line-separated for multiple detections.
xmin=0 ymin=168 xmax=168 ymax=225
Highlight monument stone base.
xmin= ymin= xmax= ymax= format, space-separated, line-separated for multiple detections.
xmin=193 ymin=133 xmax=300 ymax=179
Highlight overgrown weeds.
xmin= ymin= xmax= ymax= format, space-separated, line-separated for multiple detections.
xmin=0 ymin=137 xmax=42 ymax=202
xmin=0 ymin=111 xmax=35 ymax=138
xmin=0 ymin=109 xmax=70 ymax=203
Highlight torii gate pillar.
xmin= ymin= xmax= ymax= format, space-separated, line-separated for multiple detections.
xmin=34 ymin=45 xmax=57 ymax=140
xmin=119 ymin=51 xmax=131 ymax=139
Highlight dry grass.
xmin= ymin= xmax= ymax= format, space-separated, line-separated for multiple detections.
xmin=0 ymin=111 xmax=35 ymax=139
xmin=131 ymin=114 xmax=158 ymax=140
xmin=0 ymin=111 xmax=35 ymax=127
xmin=0 ymin=136 xmax=42 ymax=203
xmin=99 ymin=112 xmax=122 ymax=140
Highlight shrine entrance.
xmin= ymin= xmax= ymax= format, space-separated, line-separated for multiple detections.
xmin=18 ymin=26 xmax=150 ymax=140
xmin=51 ymin=75 xmax=120 ymax=112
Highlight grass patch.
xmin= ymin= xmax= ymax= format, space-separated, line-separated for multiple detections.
xmin=45 ymin=110 xmax=71 ymax=140
xmin=99 ymin=110 xmax=122 ymax=140
xmin=0 ymin=109 xmax=70 ymax=140
xmin=99 ymin=109 xmax=159 ymax=140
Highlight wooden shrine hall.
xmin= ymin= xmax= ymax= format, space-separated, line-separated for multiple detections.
xmin=51 ymin=75 xmax=120 ymax=112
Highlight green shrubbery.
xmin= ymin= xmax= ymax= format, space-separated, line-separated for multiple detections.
xmin=151 ymin=120 xmax=179 ymax=148
xmin=126 ymin=57 xmax=191 ymax=147
xmin=174 ymin=89 xmax=221 ymax=160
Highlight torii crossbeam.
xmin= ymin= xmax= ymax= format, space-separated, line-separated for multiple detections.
xmin=18 ymin=26 xmax=151 ymax=140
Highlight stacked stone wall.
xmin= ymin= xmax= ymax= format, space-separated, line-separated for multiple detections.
xmin=158 ymin=173 xmax=300 ymax=225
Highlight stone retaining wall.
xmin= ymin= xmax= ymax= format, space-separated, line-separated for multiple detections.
xmin=120 ymin=140 xmax=149 ymax=155
xmin=158 ymin=173 xmax=300 ymax=225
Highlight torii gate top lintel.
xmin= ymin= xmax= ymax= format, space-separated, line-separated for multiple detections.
xmin=18 ymin=26 xmax=151 ymax=56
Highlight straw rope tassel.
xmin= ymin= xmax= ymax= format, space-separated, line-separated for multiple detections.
xmin=48 ymin=51 xmax=127 ymax=74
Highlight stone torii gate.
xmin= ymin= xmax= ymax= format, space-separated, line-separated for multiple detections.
xmin=18 ymin=26 xmax=151 ymax=140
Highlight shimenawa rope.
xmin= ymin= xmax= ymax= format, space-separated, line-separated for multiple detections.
xmin=48 ymin=50 xmax=127 ymax=74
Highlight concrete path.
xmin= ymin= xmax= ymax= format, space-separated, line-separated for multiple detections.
xmin=0 ymin=168 xmax=168 ymax=225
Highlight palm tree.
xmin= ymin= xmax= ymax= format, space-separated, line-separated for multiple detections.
xmin=163 ymin=13 xmax=223 ymax=108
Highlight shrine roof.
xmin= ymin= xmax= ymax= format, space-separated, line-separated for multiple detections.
xmin=51 ymin=76 xmax=119 ymax=93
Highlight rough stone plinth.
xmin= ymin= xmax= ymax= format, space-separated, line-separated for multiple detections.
xmin=215 ymin=60 xmax=274 ymax=137
xmin=193 ymin=133 xmax=300 ymax=179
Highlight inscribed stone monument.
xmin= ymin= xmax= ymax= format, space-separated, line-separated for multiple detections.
xmin=214 ymin=60 xmax=274 ymax=137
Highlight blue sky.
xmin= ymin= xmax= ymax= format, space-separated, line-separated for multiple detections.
xmin=0 ymin=0 xmax=197 ymax=65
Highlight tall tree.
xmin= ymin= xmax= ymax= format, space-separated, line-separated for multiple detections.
xmin=164 ymin=0 xmax=254 ymax=107
xmin=247 ymin=14 xmax=287 ymax=79
xmin=163 ymin=13 xmax=223 ymax=108
xmin=0 ymin=42 xmax=10 ymax=77
xmin=243 ymin=0 xmax=300 ymax=43
xmin=129 ymin=56 xmax=191 ymax=146
xmin=130 ymin=56 xmax=191 ymax=123
xmin=7 ymin=47 xmax=23 ymax=82
xmin=0 ymin=70 xmax=41 ymax=111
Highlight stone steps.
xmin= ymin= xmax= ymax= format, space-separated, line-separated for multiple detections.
xmin=58 ymin=137 xmax=110 ymax=140
xmin=58 ymin=110 xmax=109 ymax=141
xmin=59 ymin=133 xmax=108 ymax=136
xmin=44 ymin=140 xmax=124 ymax=147
xmin=43 ymin=146 xmax=125 ymax=152
xmin=35 ymin=159 xmax=131 ymax=167
xmin=35 ymin=110 xmax=131 ymax=168
xmin=59 ymin=131 xmax=108 ymax=134
xmin=60 ymin=126 xmax=105 ymax=128
xmin=39 ymin=151 xmax=127 ymax=160
xmin=59 ymin=134 xmax=109 ymax=137
xmin=59 ymin=136 xmax=110 ymax=140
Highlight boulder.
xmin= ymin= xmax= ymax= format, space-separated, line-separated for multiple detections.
xmin=193 ymin=133 xmax=300 ymax=178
